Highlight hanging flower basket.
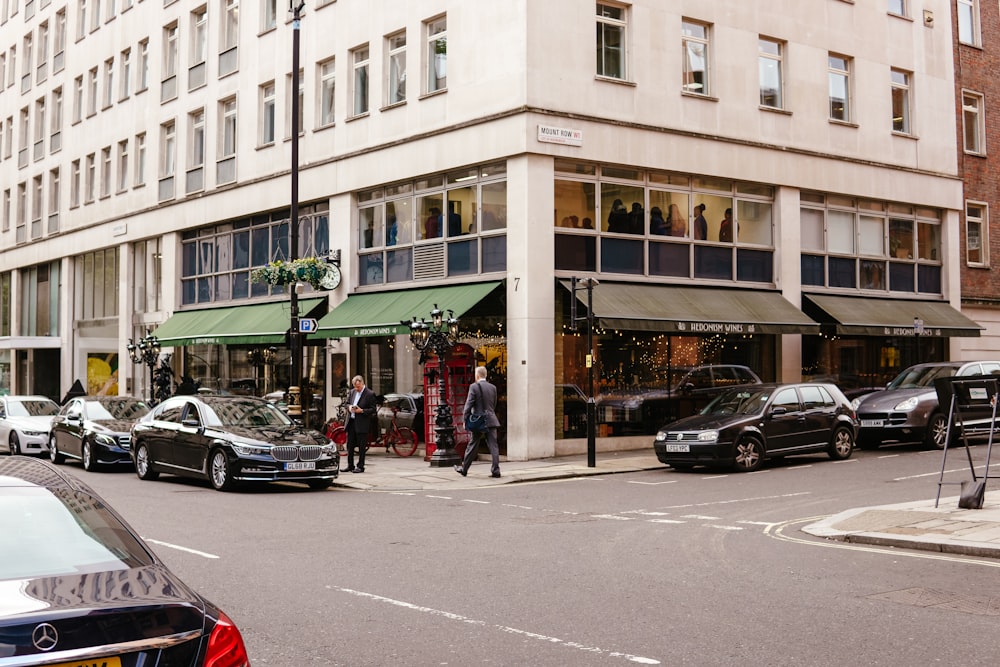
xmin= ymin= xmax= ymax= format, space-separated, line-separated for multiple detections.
xmin=251 ymin=257 xmax=329 ymax=290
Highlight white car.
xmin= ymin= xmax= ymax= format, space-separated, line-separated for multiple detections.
xmin=0 ymin=395 xmax=61 ymax=456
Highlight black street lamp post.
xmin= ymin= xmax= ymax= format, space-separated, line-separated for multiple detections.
xmin=287 ymin=0 xmax=306 ymax=418
xmin=406 ymin=304 xmax=461 ymax=467
xmin=127 ymin=331 xmax=161 ymax=404
xmin=570 ymin=278 xmax=599 ymax=468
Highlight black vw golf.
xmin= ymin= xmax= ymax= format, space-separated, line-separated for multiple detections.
xmin=653 ymin=382 xmax=857 ymax=472
xmin=131 ymin=395 xmax=338 ymax=491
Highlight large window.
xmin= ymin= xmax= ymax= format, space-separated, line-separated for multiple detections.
xmin=132 ymin=237 xmax=162 ymax=313
xmin=758 ymin=37 xmax=783 ymax=109
xmin=828 ymin=54 xmax=851 ymax=122
xmin=425 ymin=16 xmax=447 ymax=92
xmin=966 ymin=202 xmax=987 ymax=267
xmin=890 ymin=68 xmax=910 ymax=134
xmin=74 ymin=248 xmax=119 ymax=321
xmin=596 ymin=3 xmax=625 ymax=80
xmin=19 ymin=261 xmax=60 ymax=337
xmin=180 ymin=204 xmax=329 ymax=305
xmin=554 ymin=162 xmax=774 ymax=283
xmin=682 ymin=19 xmax=709 ymax=95
xmin=962 ymin=91 xmax=984 ymax=155
xmin=357 ymin=163 xmax=507 ymax=286
xmin=800 ymin=193 xmax=942 ymax=294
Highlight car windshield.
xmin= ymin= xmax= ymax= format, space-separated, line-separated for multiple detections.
xmin=702 ymin=388 xmax=772 ymax=416
xmin=202 ymin=399 xmax=294 ymax=427
xmin=887 ymin=365 xmax=958 ymax=390
xmin=6 ymin=399 xmax=59 ymax=417
xmin=0 ymin=487 xmax=154 ymax=581
xmin=86 ymin=399 xmax=150 ymax=421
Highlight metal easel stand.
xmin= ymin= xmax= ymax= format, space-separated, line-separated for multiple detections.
xmin=933 ymin=376 xmax=999 ymax=509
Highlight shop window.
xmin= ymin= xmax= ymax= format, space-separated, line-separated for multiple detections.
xmin=694 ymin=245 xmax=732 ymax=280
xmin=555 ymin=235 xmax=596 ymax=272
xmin=600 ymin=237 xmax=643 ymax=274
xmin=648 ymin=241 xmax=689 ymax=278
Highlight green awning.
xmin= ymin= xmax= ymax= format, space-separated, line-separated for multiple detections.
xmin=803 ymin=294 xmax=982 ymax=337
xmin=564 ymin=282 xmax=819 ymax=335
xmin=153 ymin=298 xmax=326 ymax=347
xmin=314 ymin=282 xmax=502 ymax=338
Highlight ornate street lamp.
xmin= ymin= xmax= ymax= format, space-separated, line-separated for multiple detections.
xmin=287 ymin=0 xmax=307 ymax=417
xmin=248 ymin=346 xmax=278 ymax=394
xmin=127 ymin=331 xmax=161 ymax=404
xmin=406 ymin=304 xmax=461 ymax=467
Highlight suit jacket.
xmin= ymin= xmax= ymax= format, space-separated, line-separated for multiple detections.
xmin=463 ymin=379 xmax=501 ymax=428
xmin=347 ymin=387 xmax=378 ymax=433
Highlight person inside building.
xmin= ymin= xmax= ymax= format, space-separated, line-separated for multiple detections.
xmin=719 ymin=207 xmax=735 ymax=242
xmin=668 ymin=203 xmax=687 ymax=237
xmin=650 ymin=206 xmax=670 ymax=235
xmin=607 ymin=199 xmax=629 ymax=233
xmin=424 ymin=207 xmax=442 ymax=238
xmin=693 ymin=203 xmax=708 ymax=240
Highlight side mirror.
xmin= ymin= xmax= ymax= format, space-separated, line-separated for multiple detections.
xmin=769 ymin=406 xmax=788 ymax=417
xmin=181 ymin=418 xmax=202 ymax=429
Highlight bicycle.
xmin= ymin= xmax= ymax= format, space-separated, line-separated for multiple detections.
xmin=325 ymin=406 xmax=419 ymax=457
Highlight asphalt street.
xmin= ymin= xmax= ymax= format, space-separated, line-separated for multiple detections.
xmin=65 ymin=444 xmax=1000 ymax=666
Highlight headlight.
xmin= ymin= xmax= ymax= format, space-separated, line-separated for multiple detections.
xmin=697 ymin=431 xmax=719 ymax=442
xmin=850 ymin=398 xmax=861 ymax=411
xmin=231 ymin=442 xmax=272 ymax=456
xmin=94 ymin=433 xmax=118 ymax=447
xmin=22 ymin=429 xmax=46 ymax=437
xmin=893 ymin=396 xmax=919 ymax=411
xmin=655 ymin=431 xmax=667 ymax=441
xmin=321 ymin=443 xmax=338 ymax=455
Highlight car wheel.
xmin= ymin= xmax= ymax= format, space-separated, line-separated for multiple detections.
xmin=828 ymin=426 xmax=855 ymax=460
xmin=82 ymin=441 xmax=98 ymax=472
xmin=732 ymin=437 xmax=763 ymax=472
xmin=308 ymin=479 xmax=333 ymax=490
xmin=49 ymin=435 xmax=65 ymax=464
xmin=134 ymin=442 xmax=159 ymax=480
xmin=210 ymin=448 xmax=237 ymax=492
xmin=9 ymin=433 xmax=21 ymax=456
xmin=924 ymin=412 xmax=949 ymax=450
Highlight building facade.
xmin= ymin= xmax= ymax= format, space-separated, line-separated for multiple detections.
xmin=0 ymin=0 xmax=980 ymax=460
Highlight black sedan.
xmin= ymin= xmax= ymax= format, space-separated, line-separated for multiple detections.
xmin=49 ymin=396 xmax=150 ymax=471
xmin=653 ymin=383 xmax=857 ymax=472
xmin=131 ymin=394 xmax=338 ymax=491
xmin=0 ymin=455 xmax=250 ymax=664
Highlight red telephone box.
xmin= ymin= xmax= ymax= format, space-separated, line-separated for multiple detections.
xmin=423 ymin=343 xmax=475 ymax=460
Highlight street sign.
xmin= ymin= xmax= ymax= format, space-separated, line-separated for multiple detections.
xmin=299 ymin=318 xmax=318 ymax=333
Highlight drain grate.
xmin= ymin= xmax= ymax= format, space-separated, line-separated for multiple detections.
xmin=868 ymin=587 xmax=1000 ymax=616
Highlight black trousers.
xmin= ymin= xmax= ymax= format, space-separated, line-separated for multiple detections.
xmin=460 ymin=427 xmax=499 ymax=475
xmin=345 ymin=420 xmax=367 ymax=470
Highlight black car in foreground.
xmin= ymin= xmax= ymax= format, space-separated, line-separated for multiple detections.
xmin=653 ymin=382 xmax=857 ymax=472
xmin=0 ymin=455 xmax=250 ymax=665
xmin=131 ymin=395 xmax=338 ymax=491
xmin=49 ymin=395 xmax=150 ymax=471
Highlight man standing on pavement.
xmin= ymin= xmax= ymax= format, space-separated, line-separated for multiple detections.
xmin=344 ymin=375 xmax=377 ymax=473
xmin=456 ymin=366 xmax=502 ymax=478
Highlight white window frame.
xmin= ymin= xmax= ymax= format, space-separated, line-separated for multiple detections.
xmin=70 ymin=159 xmax=80 ymax=207
xmin=189 ymin=108 xmax=205 ymax=169
xmin=260 ymin=82 xmax=275 ymax=144
xmin=318 ymin=58 xmax=335 ymax=127
xmin=958 ymin=0 xmax=979 ymax=46
xmin=828 ymin=53 xmax=851 ymax=122
xmin=425 ymin=16 xmax=447 ymax=92
xmin=386 ymin=31 xmax=406 ymax=106
xmin=53 ymin=8 xmax=66 ymax=72
xmin=888 ymin=0 xmax=907 ymax=17
xmin=962 ymin=90 xmax=985 ymax=155
xmin=222 ymin=0 xmax=239 ymax=52
xmin=966 ymin=201 xmax=988 ymax=267
xmin=163 ymin=23 xmax=178 ymax=80
xmin=262 ymin=0 xmax=276 ymax=32
xmin=117 ymin=138 xmax=128 ymax=192
xmin=84 ymin=152 xmax=95 ymax=203
xmin=890 ymin=68 xmax=910 ymax=134
xmin=220 ymin=97 xmax=236 ymax=158
xmin=758 ymin=37 xmax=783 ymax=109
xmin=192 ymin=7 xmax=208 ymax=65
xmin=119 ymin=47 xmax=131 ymax=100
xmin=100 ymin=145 xmax=111 ymax=197
xmin=682 ymin=19 xmax=710 ymax=95
xmin=160 ymin=121 xmax=175 ymax=178
xmin=134 ymin=132 xmax=146 ymax=186
xmin=102 ymin=57 xmax=114 ymax=108
xmin=351 ymin=45 xmax=369 ymax=116
xmin=138 ymin=38 xmax=149 ymax=92
xmin=86 ymin=67 xmax=97 ymax=116
xmin=596 ymin=3 xmax=625 ymax=81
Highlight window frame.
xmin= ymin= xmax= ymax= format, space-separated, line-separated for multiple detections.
xmin=962 ymin=90 xmax=985 ymax=155
xmin=260 ymin=81 xmax=275 ymax=145
xmin=890 ymin=68 xmax=911 ymax=134
xmin=957 ymin=0 xmax=980 ymax=46
xmin=317 ymin=58 xmax=335 ymax=127
xmin=425 ymin=16 xmax=447 ymax=93
xmin=758 ymin=37 xmax=783 ymax=109
xmin=351 ymin=45 xmax=370 ymax=116
xmin=386 ymin=30 xmax=406 ymax=106
xmin=828 ymin=53 xmax=851 ymax=123
xmin=966 ymin=201 xmax=988 ymax=267
xmin=596 ymin=3 xmax=626 ymax=81
xmin=681 ymin=19 xmax=710 ymax=96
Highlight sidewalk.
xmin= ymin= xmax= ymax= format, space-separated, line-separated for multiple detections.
xmin=332 ymin=447 xmax=1000 ymax=559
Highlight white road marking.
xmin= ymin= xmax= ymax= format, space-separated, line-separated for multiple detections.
xmin=592 ymin=514 xmax=635 ymax=520
xmin=503 ymin=504 xmax=534 ymax=510
xmin=648 ymin=519 xmax=686 ymax=524
xmin=658 ymin=491 xmax=810 ymax=510
xmin=877 ymin=454 xmax=900 ymax=459
xmin=834 ymin=459 xmax=859 ymax=464
xmin=628 ymin=480 xmax=677 ymax=485
xmin=785 ymin=464 xmax=813 ymax=470
xmin=390 ymin=492 xmax=416 ymax=496
xmin=701 ymin=475 xmax=729 ymax=479
xmin=894 ymin=461 xmax=1000 ymax=481
xmin=463 ymin=499 xmax=490 ymax=504
xmin=426 ymin=495 xmax=452 ymax=499
xmin=681 ymin=514 xmax=721 ymax=520
xmin=332 ymin=587 xmax=661 ymax=664
xmin=704 ymin=524 xmax=744 ymax=531
xmin=144 ymin=538 xmax=219 ymax=559
xmin=737 ymin=520 xmax=779 ymax=527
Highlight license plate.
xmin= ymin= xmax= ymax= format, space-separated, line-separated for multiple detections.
xmin=664 ymin=443 xmax=690 ymax=453
xmin=49 ymin=659 xmax=122 ymax=667
xmin=285 ymin=461 xmax=315 ymax=471
xmin=860 ymin=419 xmax=884 ymax=428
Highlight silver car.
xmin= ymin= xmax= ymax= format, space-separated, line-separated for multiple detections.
xmin=852 ymin=361 xmax=1000 ymax=450
xmin=0 ymin=395 xmax=60 ymax=456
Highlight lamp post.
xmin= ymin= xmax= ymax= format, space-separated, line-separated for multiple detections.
xmin=287 ymin=0 xmax=306 ymax=417
xmin=248 ymin=346 xmax=277 ymax=395
xmin=570 ymin=278 xmax=599 ymax=468
xmin=127 ymin=331 xmax=161 ymax=404
xmin=406 ymin=304 xmax=461 ymax=467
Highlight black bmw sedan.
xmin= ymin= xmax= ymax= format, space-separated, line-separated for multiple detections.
xmin=653 ymin=382 xmax=857 ymax=472
xmin=131 ymin=395 xmax=338 ymax=491
xmin=0 ymin=455 xmax=251 ymax=665
xmin=49 ymin=396 xmax=150 ymax=471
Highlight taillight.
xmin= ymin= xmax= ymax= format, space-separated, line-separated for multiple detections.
xmin=204 ymin=610 xmax=251 ymax=667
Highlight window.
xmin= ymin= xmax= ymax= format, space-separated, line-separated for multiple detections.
xmin=425 ymin=16 xmax=447 ymax=92
xmin=72 ymin=75 xmax=83 ymax=122
xmin=596 ymin=4 xmax=625 ymax=80
xmin=890 ymin=69 xmax=910 ymax=134
xmin=31 ymin=175 xmax=42 ymax=237
xmin=682 ymin=20 xmax=709 ymax=94
xmin=3 ymin=116 xmax=11 ymax=159
xmin=386 ymin=31 xmax=406 ymax=105
xmin=84 ymin=152 xmax=95 ymax=202
xmin=135 ymin=131 xmax=145 ymax=185
xmin=1 ymin=189 xmax=9 ymax=232
xmin=53 ymin=8 xmax=66 ymax=72
xmin=220 ymin=0 xmax=239 ymax=76
xmin=102 ymin=57 xmax=114 ymax=108
xmin=86 ymin=66 xmax=97 ymax=116
xmin=70 ymin=158 xmax=80 ymax=206
xmin=262 ymin=0 xmax=276 ymax=31
xmin=119 ymin=47 xmax=131 ymax=100
xmin=190 ymin=6 xmax=207 ymax=89
xmin=962 ymin=92 xmax=984 ymax=154
xmin=958 ymin=0 xmax=979 ymax=46
xmin=189 ymin=108 xmax=205 ymax=168
xmin=966 ymin=202 xmax=987 ymax=266
xmin=133 ymin=238 xmax=163 ymax=313
xmin=100 ymin=145 xmax=111 ymax=197
xmin=17 ymin=107 xmax=28 ymax=167
xmin=758 ymin=38 xmax=782 ymax=108
xmin=260 ymin=82 xmax=275 ymax=144
xmin=888 ymin=0 xmax=906 ymax=17
xmin=21 ymin=33 xmax=31 ymax=92
xmin=76 ymin=0 xmax=86 ymax=40
xmin=162 ymin=23 xmax=178 ymax=101
xmin=89 ymin=0 xmax=99 ymax=32
xmin=218 ymin=97 xmax=236 ymax=183
xmin=138 ymin=38 xmax=149 ymax=91
xmin=47 ymin=167 xmax=59 ymax=232
xmin=117 ymin=139 xmax=128 ymax=192
xmin=0 ymin=54 xmax=5 ymax=93
xmin=160 ymin=121 xmax=175 ymax=177
xmin=828 ymin=54 xmax=851 ymax=122
xmin=32 ymin=97 xmax=44 ymax=160
xmin=351 ymin=45 xmax=369 ymax=115
xmin=318 ymin=58 xmax=335 ymax=127
xmin=36 ymin=21 xmax=48 ymax=83
xmin=16 ymin=182 xmax=26 ymax=243
xmin=7 ymin=46 xmax=15 ymax=89
xmin=49 ymin=87 xmax=61 ymax=151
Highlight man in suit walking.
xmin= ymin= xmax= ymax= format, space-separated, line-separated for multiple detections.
xmin=456 ymin=366 xmax=502 ymax=478
xmin=344 ymin=375 xmax=377 ymax=473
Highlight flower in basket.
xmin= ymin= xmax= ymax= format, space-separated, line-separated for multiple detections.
xmin=251 ymin=257 xmax=330 ymax=290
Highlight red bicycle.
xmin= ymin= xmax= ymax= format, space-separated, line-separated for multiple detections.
xmin=324 ymin=406 xmax=419 ymax=457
